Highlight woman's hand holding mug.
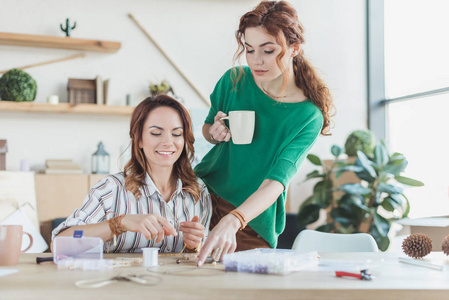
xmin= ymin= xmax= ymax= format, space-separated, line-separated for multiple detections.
xmin=209 ymin=111 xmax=231 ymax=143
xmin=209 ymin=110 xmax=255 ymax=145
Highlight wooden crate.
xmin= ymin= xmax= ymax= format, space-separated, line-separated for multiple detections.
xmin=67 ymin=78 xmax=96 ymax=105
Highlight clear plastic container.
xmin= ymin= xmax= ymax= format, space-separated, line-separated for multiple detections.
xmin=53 ymin=236 xmax=103 ymax=263
xmin=57 ymin=258 xmax=113 ymax=270
xmin=223 ymin=249 xmax=319 ymax=275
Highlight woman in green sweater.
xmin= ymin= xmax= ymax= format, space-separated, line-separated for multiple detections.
xmin=195 ymin=0 xmax=334 ymax=266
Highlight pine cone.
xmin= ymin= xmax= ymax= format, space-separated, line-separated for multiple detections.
xmin=442 ymin=234 xmax=449 ymax=256
xmin=402 ymin=233 xmax=432 ymax=258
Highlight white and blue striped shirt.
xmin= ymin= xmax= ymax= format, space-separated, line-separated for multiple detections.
xmin=52 ymin=172 xmax=212 ymax=253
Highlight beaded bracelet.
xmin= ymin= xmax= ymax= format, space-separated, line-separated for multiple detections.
xmin=107 ymin=213 xmax=126 ymax=247
xmin=229 ymin=209 xmax=247 ymax=231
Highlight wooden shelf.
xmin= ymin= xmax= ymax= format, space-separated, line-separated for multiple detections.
xmin=0 ymin=32 xmax=121 ymax=53
xmin=0 ymin=101 xmax=133 ymax=116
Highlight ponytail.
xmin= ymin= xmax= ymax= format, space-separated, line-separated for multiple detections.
xmin=293 ymin=55 xmax=334 ymax=135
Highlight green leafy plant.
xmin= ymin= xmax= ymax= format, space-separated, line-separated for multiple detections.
xmin=149 ymin=80 xmax=173 ymax=96
xmin=0 ymin=69 xmax=37 ymax=102
xmin=344 ymin=129 xmax=376 ymax=157
xmin=298 ymin=139 xmax=424 ymax=251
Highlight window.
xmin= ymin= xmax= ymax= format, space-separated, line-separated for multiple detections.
xmin=385 ymin=0 xmax=449 ymax=98
xmin=370 ymin=0 xmax=449 ymax=217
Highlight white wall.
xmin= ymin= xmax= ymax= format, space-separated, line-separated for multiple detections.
xmin=287 ymin=0 xmax=368 ymax=211
xmin=0 ymin=0 xmax=367 ymax=211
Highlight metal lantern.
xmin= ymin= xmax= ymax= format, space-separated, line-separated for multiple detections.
xmin=91 ymin=141 xmax=110 ymax=174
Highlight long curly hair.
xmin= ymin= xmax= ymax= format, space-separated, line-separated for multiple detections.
xmin=233 ymin=0 xmax=335 ymax=135
xmin=124 ymin=95 xmax=200 ymax=201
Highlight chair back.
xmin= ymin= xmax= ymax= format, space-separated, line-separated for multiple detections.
xmin=291 ymin=229 xmax=378 ymax=252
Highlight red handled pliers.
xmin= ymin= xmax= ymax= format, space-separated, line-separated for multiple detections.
xmin=335 ymin=269 xmax=372 ymax=280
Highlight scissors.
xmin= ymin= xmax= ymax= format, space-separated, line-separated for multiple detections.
xmin=75 ymin=274 xmax=161 ymax=288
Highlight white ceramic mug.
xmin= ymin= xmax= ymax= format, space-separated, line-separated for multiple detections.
xmin=221 ymin=111 xmax=255 ymax=145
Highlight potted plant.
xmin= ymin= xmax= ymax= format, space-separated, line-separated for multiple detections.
xmin=297 ymin=132 xmax=424 ymax=251
xmin=149 ymin=79 xmax=174 ymax=97
xmin=0 ymin=69 xmax=37 ymax=102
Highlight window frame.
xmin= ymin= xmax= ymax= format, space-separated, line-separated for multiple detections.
xmin=367 ymin=0 xmax=386 ymax=141
xmin=368 ymin=0 xmax=449 ymax=141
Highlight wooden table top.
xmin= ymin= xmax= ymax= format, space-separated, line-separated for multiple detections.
xmin=1 ymin=251 xmax=449 ymax=300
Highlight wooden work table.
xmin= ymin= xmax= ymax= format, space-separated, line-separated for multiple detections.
xmin=1 ymin=252 xmax=449 ymax=300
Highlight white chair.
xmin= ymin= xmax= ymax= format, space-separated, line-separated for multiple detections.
xmin=291 ymin=229 xmax=378 ymax=252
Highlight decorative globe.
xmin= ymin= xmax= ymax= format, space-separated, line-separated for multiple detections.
xmin=0 ymin=69 xmax=37 ymax=102
xmin=344 ymin=129 xmax=376 ymax=157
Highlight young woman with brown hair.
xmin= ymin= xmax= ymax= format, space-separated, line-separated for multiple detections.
xmin=53 ymin=95 xmax=211 ymax=253
xmin=195 ymin=0 xmax=334 ymax=265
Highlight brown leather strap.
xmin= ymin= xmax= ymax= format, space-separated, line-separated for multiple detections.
xmin=229 ymin=209 xmax=247 ymax=230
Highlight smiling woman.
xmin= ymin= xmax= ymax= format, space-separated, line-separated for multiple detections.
xmin=140 ymin=106 xmax=185 ymax=176
xmin=52 ymin=95 xmax=212 ymax=253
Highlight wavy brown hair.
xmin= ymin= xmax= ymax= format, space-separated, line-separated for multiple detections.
xmin=233 ymin=0 xmax=335 ymax=135
xmin=124 ymin=95 xmax=200 ymax=201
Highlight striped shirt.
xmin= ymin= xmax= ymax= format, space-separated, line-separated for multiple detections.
xmin=52 ymin=172 xmax=212 ymax=253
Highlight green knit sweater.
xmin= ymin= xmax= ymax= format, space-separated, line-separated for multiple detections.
xmin=194 ymin=66 xmax=323 ymax=247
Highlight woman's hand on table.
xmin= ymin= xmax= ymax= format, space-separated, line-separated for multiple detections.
xmin=121 ymin=214 xmax=177 ymax=243
xmin=179 ymin=216 xmax=205 ymax=250
xmin=196 ymin=214 xmax=240 ymax=266
xmin=209 ymin=111 xmax=231 ymax=143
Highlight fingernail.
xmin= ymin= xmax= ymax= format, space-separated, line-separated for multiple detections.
xmin=174 ymin=232 xmax=178 ymax=236
xmin=221 ymin=113 xmax=226 ymax=116
xmin=197 ymin=261 xmax=203 ymax=267
xmin=180 ymin=222 xmax=184 ymax=226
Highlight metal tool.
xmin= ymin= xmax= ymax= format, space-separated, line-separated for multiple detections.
xmin=335 ymin=269 xmax=372 ymax=280
xmin=36 ymin=257 xmax=54 ymax=264
xmin=75 ymin=274 xmax=161 ymax=288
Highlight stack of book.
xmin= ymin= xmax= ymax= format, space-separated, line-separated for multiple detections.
xmin=45 ymin=159 xmax=83 ymax=174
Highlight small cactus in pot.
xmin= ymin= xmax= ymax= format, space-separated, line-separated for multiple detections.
xmin=60 ymin=18 xmax=76 ymax=37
